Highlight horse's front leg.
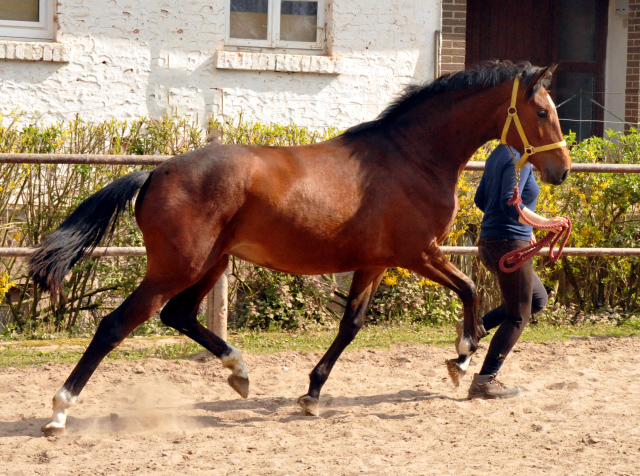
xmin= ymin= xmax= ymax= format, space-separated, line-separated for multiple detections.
xmin=298 ymin=267 xmax=386 ymax=416
xmin=404 ymin=249 xmax=479 ymax=386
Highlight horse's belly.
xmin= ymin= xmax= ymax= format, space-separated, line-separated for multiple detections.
xmin=229 ymin=243 xmax=279 ymax=269
xmin=228 ymin=240 xmax=379 ymax=275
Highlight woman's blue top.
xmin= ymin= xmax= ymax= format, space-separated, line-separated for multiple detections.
xmin=474 ymin=144 xmax=539 ymax=241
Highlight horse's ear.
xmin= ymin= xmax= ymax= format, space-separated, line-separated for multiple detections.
xmin=527 ymin=65 xmax=556 ymax=99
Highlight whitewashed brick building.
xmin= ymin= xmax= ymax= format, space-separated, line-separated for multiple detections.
xmin=0 ymin=0 xmax=633 ymax=137
xmin=0 ymin=0 xmax=440 ymax=129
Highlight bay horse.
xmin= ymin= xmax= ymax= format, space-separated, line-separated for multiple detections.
xmin=30 ymin=61 xmax=570 ymax=433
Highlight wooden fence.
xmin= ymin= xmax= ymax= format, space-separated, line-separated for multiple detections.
xmin=2 ymin=153 xmax=640 ymax=338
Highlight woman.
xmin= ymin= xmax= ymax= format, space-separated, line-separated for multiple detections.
xmin=466 ymin=143 xmax=568 ymax=399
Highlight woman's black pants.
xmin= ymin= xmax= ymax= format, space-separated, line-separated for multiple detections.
xmin=477 ymin=237 xmax=548 ymax=376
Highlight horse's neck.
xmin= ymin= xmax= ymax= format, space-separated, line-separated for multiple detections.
xmin=398 ymin=85 xmax=509 ymax=178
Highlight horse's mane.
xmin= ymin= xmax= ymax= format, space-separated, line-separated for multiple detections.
xmin=342 ymin=61 xmax=548 ymax=138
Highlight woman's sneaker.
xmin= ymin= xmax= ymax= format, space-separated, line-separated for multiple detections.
xmin=468 ymin=373 xmax=522 ymax=399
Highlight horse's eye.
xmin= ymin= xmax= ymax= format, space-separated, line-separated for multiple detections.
xmin=537 ymin=110 xmax=549 ymax=119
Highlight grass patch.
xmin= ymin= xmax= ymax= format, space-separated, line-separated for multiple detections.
xmin=0 ymin=340 xmax=203 ymax=369
xmin=0 ymin=321 xmax=638 ymax=369
xmin=520 ymin=321 xmax=640 ymax=342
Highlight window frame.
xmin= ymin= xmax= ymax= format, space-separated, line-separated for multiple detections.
xmin=225 ymin=0 xmax=325 ymax=51
xmin=0 ymin=0 xmax=55 ymax=42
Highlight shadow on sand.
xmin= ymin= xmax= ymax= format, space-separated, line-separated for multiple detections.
xmin=0 ymin=388 xmax=468 ymax=438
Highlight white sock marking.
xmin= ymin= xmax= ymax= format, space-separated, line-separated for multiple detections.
xmin=220 ymin=346 xmax=248 ymax=379
xmin=458 ymin=336 xmax=472 ymax=356
xmin=44 ymin=388 xmax=76 ymax=430
xmin=458 ymin=354 xmax=472 ymax=371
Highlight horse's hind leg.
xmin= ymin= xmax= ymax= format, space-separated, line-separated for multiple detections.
xmin=298 ymin=267 xmax=386 ymax=416
xmin=159 ymin=255 xmax=249 ymax=398
xmin=42 ymin=277 xmax=181 ymax=435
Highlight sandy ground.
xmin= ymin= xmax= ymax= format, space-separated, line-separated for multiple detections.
xmin=1 ymin=335 xmax=639 ymax=476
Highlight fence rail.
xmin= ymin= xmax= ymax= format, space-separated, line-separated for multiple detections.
xmin=3 ymin=246 xmax=640 ymax=258
xmin=2 ymin=154 xmax=640 ymax=173
xmin=0 ymin=247 xmax=146 ymax=257
xmin=439 ymin=246 xmax=640 ymax=257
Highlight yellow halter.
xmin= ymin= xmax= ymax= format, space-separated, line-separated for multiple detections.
xmin=501 ymin=75 xmax=566 ymax=172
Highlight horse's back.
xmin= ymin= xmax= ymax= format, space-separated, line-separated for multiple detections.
xmin=134 ymin=138 xmax=454 ymax=275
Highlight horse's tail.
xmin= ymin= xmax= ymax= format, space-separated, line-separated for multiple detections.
xmin=29 ymin=170 xmax=152 ymax=295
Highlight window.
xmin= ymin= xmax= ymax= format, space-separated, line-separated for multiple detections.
xmin=226 ymin=0 xmax=324 ymax=50
xmin=0 ymin=0 xmax=54 ymax=41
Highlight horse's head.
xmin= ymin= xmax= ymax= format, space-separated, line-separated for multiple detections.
xmin=503 ymin=65 xmax=571 ymax=185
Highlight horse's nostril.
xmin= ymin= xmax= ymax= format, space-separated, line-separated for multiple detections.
xmin=561 ymin=169 xmax=569 ymax=183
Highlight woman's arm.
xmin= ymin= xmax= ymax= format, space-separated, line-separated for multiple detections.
xmin=519 ymin=207 xmax=569 ymax=234
xmin=474 ymin=178 xmax=486 ymax=211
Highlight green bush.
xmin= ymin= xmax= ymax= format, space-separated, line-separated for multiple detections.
xmin=0 ymin=112 xmax=342 ymax=335
xmin=230 ymin=264 xmax=340 ymax=330
xmin=534 ymin=131 xmax=640 ymax=317
xmin=1 ymin=110 xmax=639 ymax=335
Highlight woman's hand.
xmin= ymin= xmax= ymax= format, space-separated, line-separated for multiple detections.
xmin=529 ymin=233 xmax=537 ymax=245
xmin=542 ymin=216 xmax=570 ymax=234
xmin=519 ymin=208 xmax=569 ymax=234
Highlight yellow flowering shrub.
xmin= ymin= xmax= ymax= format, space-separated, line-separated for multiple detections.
xmin=0 ymin=273 xmax=14 ymax=296
xmin=371 ymin=267 xmax=463 ymax=324
xmin=532 ymin=131 xmax=640 ymax=315
xmin=460 ymin=132 xmax=640 ymax=317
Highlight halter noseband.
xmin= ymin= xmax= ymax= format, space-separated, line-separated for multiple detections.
xmin=501 ymin=75 xmax=566 ymax=172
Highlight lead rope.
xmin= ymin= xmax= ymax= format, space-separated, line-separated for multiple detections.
xmin=498 ymin=185 xmax=572 ymax=273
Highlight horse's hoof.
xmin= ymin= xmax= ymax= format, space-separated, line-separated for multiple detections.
xmin=446 ymin=359 xmax=467 ymax=388
xmin=297 ymin=395 xmax=320 ymax=417
xmin=41 ymin=422 xmax=65 ymax=436
xmin=228 ymin=374 xmax=250 ymax=399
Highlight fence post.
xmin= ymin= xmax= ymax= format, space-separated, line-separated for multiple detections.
xmin=206 ymin=267 xmax=228 ymax=340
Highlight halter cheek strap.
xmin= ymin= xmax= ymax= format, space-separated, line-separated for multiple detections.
xmin=501 ymin=75 xmax=566 ymax=172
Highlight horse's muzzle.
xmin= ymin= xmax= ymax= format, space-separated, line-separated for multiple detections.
xmin=546 ymin=166 xmax=570 ymax=185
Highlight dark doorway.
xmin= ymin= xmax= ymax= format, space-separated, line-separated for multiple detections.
xmin=466 ymin=0 xmax=609 ymax=141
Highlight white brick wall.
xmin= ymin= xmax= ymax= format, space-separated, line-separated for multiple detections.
xmin=0 ymin=0 xmax=442 ymax=129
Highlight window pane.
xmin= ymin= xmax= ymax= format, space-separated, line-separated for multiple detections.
xmin=280 ymin=1 xmax=318 ymax=43
xmin=557 ymin=0 xmax=597 ymax=62
xmin=556 ymin=72 xmax=595 ymax=142
xmin=0 ymin=0 xmax=39 ymax=22
xmin=230 ymin=0 xmax=268 ymax=40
